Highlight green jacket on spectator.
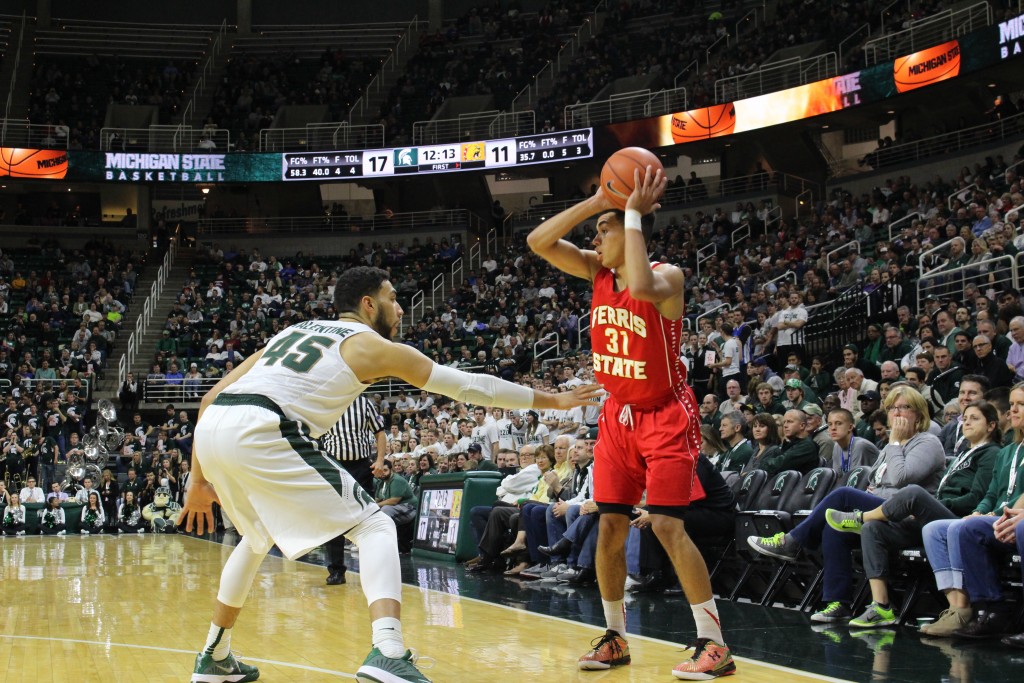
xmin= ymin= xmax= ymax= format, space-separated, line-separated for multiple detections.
xmin=935 ymin=440 xmax=999 ymax=516
xmin=761 ymin=436 xmax=820 ymax=477
xmin=718 ymin=439 xmax=754 ymax=472
xmin=974 ymin=441 xmax=1024 ymax=515
xmin=375 ymin=472 xmax=418 ymax=508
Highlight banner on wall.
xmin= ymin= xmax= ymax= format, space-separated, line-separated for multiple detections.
xmin=0 ymin=148 xmax=68 ymax=179
xmin=151 ymin=200 xmax=206 ymax=223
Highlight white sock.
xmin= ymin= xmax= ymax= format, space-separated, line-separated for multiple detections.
xmin=691 ymin=598 xmax=724 ymax=644
xmin=372 ymin=617 xmax=405 ymax=658
xmin=602 ymin=599 xmax=626 ymax=636
xmin=204 ymin=622 xmax=231 ymax=661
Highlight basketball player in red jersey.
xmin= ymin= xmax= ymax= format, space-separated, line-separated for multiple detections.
xmin=528 ymin=168 xmax=734 ymax=679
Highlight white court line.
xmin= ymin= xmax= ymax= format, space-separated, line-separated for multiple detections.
xmin=185 ymin=535 xmax=855 ymax=683
xmin=0 ymin=634 xmax=355 ymax=678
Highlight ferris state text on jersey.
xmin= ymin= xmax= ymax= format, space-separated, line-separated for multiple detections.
xmin=591 ymin=305 xmax=648 ymax=380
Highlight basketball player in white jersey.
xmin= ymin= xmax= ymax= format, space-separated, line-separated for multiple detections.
xmin=181 ymin=267 xmax=601 ymax=683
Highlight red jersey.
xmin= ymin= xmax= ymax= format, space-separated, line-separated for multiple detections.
xmin=590 ymin=265 xmax=686 ymax=406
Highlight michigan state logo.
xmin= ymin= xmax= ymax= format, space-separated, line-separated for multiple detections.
xmin=352 ymin=481 xmax=374 ymax=509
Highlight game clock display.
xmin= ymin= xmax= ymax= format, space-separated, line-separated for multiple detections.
xmin=281 ymin=129 xmax=593 ymax=181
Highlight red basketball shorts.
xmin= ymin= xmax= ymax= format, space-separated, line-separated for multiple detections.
xmin=592 ymin=384 xmax=706 ymax=508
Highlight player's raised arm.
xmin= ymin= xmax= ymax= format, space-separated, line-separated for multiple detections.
xmin=526 ymin=192 xmax=607 ymax=282
xmin=620 ymin=166 xmax=680 ymax=302
xmin=345 ymin=334 xmax=603 ymax=411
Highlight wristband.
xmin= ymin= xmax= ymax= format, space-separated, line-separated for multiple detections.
xmin=624 ymin=209 xmax=642 ymax=231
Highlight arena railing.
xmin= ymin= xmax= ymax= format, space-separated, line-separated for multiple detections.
xmin=347 ymin=15 xmax=425 ymax=123
xmin=863 ymin=2 xmax=992 ymax=65
xmin=142 ymin=377 xmax=217 ymax=404
xmin=533 ymin=331 xmax=561 ymax=364
xmin=0 ymin=119 xmax=68 ymax=149
xmin=761 ymin=270 xmax=797 ymax=294
xmin=859 ymin=111 xmax=1024 ymax=172
xmin=730 ymin=221 xmax=751 ymax=248
xmin=888 ymin=211 xmax=923 ymax=241
xmin=511 ymin=1 xmax=607 ymax=113
xmin=100 ymin=126 xmax=230 ymax=153
xmin=695 ymin=303 xmax=732 ymax=331
xmin=563 ymin=85 xmax=687 ymax=128
xmin=116 ymin=229 xmax=179 ymax=389
xmin=180 ymin=18 xmax=228 ymax=129
xmin=916 ymin=253 xmax=1018 ymax=313
xmin=412 ymin=110 xmax=535 ymax=146
xmin=713 ymin=53 xmax=837 ymax=104
xmin=825 ymin=241 xmax=861 ymax=272
xmin=258 ymin=122 xmax=385 ymax=152
xmin=0 ymin=12 xmax=26 ymax=139
xmin=196 ymin=209 xmax=475 ymax=235
xmin=696 ymin=242 xmax=717 ymax=278
xmin=803 ymin=284 xmax=870 ymax=364
xmin=18 ymin=377 xmax=91 ymax=398
xmin=838 ymin=23 xmax=872 ymax=67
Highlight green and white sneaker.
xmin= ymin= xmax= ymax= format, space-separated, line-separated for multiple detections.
xmin=746 ymin=532 xmax=800 ymax=561
xmin=848 ymin=602 xmax=897 ymax=628
xmin=191 ymin=651 xmax=260 ymax=682
xmin=825 ymin=509 xmax=863 ymax=534
xmin=356 ymin=647 xmax=432 ymax=683
xmin=810 ymin=601 xmax=853 ymax=623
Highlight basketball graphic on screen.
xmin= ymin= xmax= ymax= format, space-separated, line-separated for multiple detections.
xmin=893 ymin=40 xmax=961 ymax=93
xmin=670 ymin=103 xmax=737 ymax=143
xmin=600 ymin=147 xmax=664 ymax=210
xmin=0 ymin=147 xmax=69 ymax=179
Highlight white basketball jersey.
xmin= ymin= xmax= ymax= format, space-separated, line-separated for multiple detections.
xmin=222 ymin=320 xmax=374 ymax=437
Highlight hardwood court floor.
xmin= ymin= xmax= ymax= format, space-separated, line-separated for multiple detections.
xmin=0 ymin=534 xmax=1016 ymax=682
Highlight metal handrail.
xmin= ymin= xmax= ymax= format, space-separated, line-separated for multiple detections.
xmin=117 ymin=228 xmax=180 ymax=388
xmin=1 ymin=12 xmax=26 ymax=143
xmin=730 ymin=221 xmax=751 ymax=249
xmin=696 ymin=243 xmax=717 ymax=278
xmin=918 ymin=238 xmax=957 ymax=278
xmin=795 ymin=189 xmax=813 ymax=219
xmin=197 ymin=209 xmax=476 ymax=235
xmin=533 ymin=331 xmax=561 ymax=363
xmin=839 ymin=23 xmax=871 ymax=65
xmin=258 ymin=122 xmax=385 ymax=152
xmin=705 ymin=33 xmax=729 ymax=65
xmin=888 ymin=211 xmax=922 ymax=241
xmin=468 ymin=241 xmax=480 ymax=274
xmin=347 ymin=15 xmax=424 ymax=122
xmin=485 ymin=228 xmax=497 ymax=256
xmin=695 ymin=302 xmax=732 ymax=329
xmin=764 ymin=205 xmax=783 ymax=237
xmin=101 ymin=125 xmax=230 ymax=153
xmin=714 ymin=52 xmax=837 ymax=103
xmin=917 ymin=253 xmax=1018 ymax=313
xmin=408 ymin=290 xmax=424 ymax=330
xmin=826 ymin=241 xmax=861 ymax=272
xmin=864 ymin=2 xmax=991 ymax=65
xmin=1005 ymin=203 xmax=1023 ymax=225
xmin=565 ymin=85 xmax=687 ymax=128
xmin=674 ymin=59 xmax=699 ymax=88
xmin=179 ymin=19 xmax=227 ymax=129
xmin=412 ymin=110 xmax=535 ymax=146
xmin=949 ymin=183 xmax=978 ymax=211
xmin=761 ymin=270 xmax=796 ymax=293
xmin=0 ymin=119 xmax=69 ymax=149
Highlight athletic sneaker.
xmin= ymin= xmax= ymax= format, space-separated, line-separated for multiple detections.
xmin=746 ymin=532 xmax=800 ymax=561
xmin=825 ymin=509 xmax=863 ymax=534
xmin=191 ymin=651 xmax=260 ymax=682
xmin=518 ymin=563 xmax=548 ymax=579
xmin=539 ymin=563 xmax=568 ymax=581
xmin=356 ymin=647 xmax=431 ymax=683
xmin=848 ymin=602 xmax=897 ymax=628
xmin=578 ymin=630 xmax=631 ymax=670
xmin=810 ymin=601 xmax=853 ymax=623
xmin=672 ymin=638 xmax=736 ymax=680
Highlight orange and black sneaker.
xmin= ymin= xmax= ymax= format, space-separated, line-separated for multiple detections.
xmin=672 ymin=638 xmax=736 ymax=680
xmin=578 ymin=630 xmax=631 ymax=670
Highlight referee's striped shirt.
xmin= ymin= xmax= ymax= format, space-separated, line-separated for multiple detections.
xmin=319 ymin=395 xmax=386 ymax=461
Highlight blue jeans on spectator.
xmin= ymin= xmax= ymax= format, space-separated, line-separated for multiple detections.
xmin=562 ymin=508 xmax=600 ymax=569
xmin=787 ymin=486 xmax=886 ymax=603
xmin=520 ymin=502 xmax=549 ymax=565
xmin=958 ymin=515 xmax=1024 ymax=603
xmin=545 ymin=503 xmax=572 ymax=563
xmin=922 ymin=518 xmax=969 ymax=591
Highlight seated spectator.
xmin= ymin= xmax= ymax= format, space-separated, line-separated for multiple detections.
xmin=747 ymin=386 xmax=946 ymax=624
xmin=699 ymin=424 xmax=727 ymax=470
xmin=467 ymin=444 xmax=539 ymax=573
xmin=373 ymin=459 xmax=418 ymax=527
xmin=1 ymin=492 xmax=27 ymax=535
xmin=827 ymin=408 xmax=880 ymax=472
xmin=19 ymin=476 xmax=45 ymax=504
xmin=759 ymin=409 xmax=820 ymax=476
xmin=822 ymin=400 xmax=1001 ymax=627
xmin=37 ymin=495 xmax=66 ymax=535
xmin=742 ymin=413 xmax=783 ymax=474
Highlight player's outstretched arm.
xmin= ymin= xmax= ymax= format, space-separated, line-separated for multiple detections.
xmin=622 ymin=166 xmax=682 ymax=307
xmin=526 ymin=193 xmax=607 ymax=282
xmin=346 ymin=335 xmax=603 ymax=411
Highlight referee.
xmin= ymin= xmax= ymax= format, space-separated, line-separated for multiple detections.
xmin=319 ymin=394 xmax=387 ymax=585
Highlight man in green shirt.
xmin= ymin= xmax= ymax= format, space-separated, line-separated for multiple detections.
xmin=374 ymin=459 xmax=419 ymax=526
xmin=762 ymin=409 xmax=821 ymax=476
xmin=718 ymin=413 xmax=754 ymax=472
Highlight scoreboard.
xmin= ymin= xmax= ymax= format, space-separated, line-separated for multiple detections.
xmin=281 ymin=128 xmax=593 ymax=181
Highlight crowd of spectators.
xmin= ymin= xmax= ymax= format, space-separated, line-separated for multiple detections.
xmin=204 ymin=48 xmax=380 ymax=152
xmin=376 ymin=1 xmax=590 ymax=144
xmin=28 ymin=57 xmax=196 ymax=150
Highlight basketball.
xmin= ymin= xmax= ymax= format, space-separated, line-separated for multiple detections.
xmin=670 ymin=103 xmax=737 ymax=143
xmin=893 ymin=40 xmax=961 ymax=93
xmin=0 ymin=147 xmax=69 ymax=179
xmin=600 ymin=147 xmax=664 ymax=210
